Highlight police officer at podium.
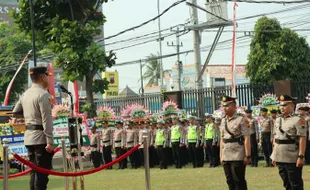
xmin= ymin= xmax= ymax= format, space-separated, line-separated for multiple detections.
xmin=12 ymin=66 xmax=54 ymax=190
xmin=219 ymin=96 xmax=251 ymax=190
xmin=271 ymin=95 xmax=307 ymax=190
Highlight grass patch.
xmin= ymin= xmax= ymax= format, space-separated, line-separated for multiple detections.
xmin=1 ymin=164 xmax=309 ymax=190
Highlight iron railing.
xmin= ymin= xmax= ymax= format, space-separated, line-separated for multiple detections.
xmin=94 ymin=83 xmax=278 ymax=116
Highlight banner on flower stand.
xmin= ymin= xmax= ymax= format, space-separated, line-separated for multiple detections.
xmin=52 ymin=115 xmax=90 ymax=147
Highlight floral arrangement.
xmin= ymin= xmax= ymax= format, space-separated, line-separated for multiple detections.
xmin=52 ymin=104 xmax=71 ymax=118
xmin=161 ymin=101 xmax=180 ymax=118
xmin=96 ymin=106 xmax=115 ymax=120
xmin=121 ymin=104 xmax=149 ymax=121
xmin=258 ymin=93 xmax=279 ymax=106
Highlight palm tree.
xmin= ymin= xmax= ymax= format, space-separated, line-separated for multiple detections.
xmin=142 ymin=53 xmax=161 ymax=86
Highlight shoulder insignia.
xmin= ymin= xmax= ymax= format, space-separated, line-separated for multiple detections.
xmin=48 ymin=96 xmax=54 ymax=104
xmin=300 ymin=118 xmax=306 ymax=127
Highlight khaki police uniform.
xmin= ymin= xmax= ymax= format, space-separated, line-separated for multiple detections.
xmin=149 ymin=125 xmax=158 ymax=167
xmin=125 ymin=127 xmax=138 ymax=168
xmin=13 ymin=66 xmax=53 ymax=190
xmin=113 ymin=126 xmax=125 ymax=169
xmin=90 ymin=131 xmax=101 ymax=168
xmin=260 ymin=111 xmax=273 ymax=167
xmin=248 ymin=115 xmax=259 ymax=167
xmin=101 ymin=126 xmax=113 ymax=168
xmin=220 ymin=96 xmax=250 ymax=190
xmin=271 ymin=95 xmax=307 ymax=190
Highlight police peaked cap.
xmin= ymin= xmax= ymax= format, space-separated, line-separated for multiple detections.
xmin=221 ymin=96 xmax=237 ymax=106
xmin=279 ymin=95 xmax=297 ymax=106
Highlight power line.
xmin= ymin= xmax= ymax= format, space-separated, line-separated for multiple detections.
xmin=95 ymin=0 xmax=186 ymax=42
xmin=227 ymin=0 xmax=310 ymax=4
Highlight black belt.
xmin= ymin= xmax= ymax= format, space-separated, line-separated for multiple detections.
xmin=90 ymin=144 xmax=97 ymax=148
xmin=261 ymin=132 xmax=271 ymax=135
xmin=275 ymin=139 xmax=295 ymax=144
xmin=127 ymin=141 xmax=134 ymax=143
xmin=223 ymin=137 xmax=244 ymax=145
xmin=26 ymin=125 xmax=44 ymax=130
xmin=102 ymin=140 xmax=110 ymax=143
xmin=114 ymin=140 xmax=121 ymax=143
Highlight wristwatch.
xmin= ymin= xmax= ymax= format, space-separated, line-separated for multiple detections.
xmin=298 ymin=155 xmax=304 ymax=159
xmin=245 ymin=155 xmax=251 ymax=159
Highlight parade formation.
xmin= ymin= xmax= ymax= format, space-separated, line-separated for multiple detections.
xmin=0 ymin=66 xmax=309 ymax=190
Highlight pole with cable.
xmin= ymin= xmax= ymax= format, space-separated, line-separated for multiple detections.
xmin=157 ymin=0 xmax=164 ymax=90
xmin=29 ymin=0 xmax=37 ymax=67
xmin=2 ymin=138 xmax=9 ymax=190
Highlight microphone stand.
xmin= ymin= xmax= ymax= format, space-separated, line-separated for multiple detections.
xmin=60 ymin=90 xmax=84 ymax=190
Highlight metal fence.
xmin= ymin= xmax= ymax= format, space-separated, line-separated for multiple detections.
xmin=95 ymin=83 xmax=278 ymax=116
xmin=292 ymin=81 xmax=310 ymax=103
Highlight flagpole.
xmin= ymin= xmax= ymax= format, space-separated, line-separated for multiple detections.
xmin=231 ymin=2 xmax=238 ymax=97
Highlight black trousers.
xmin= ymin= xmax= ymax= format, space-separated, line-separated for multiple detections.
xmin=250 ymin=133 xmax=258 ymax=167
xmin=212 ymin=143 xmax=220 ymax=166
xmin=26 ymin=144 xmax=53 ymax=190
xmin=171 ymin=142 xmax=182 ymax=168
xmin=197 ymin=141 xmax=204 ymax=167
xmin=205 ymin=139 xmax=214 ymax=166
xmin=180 ymin=145 xmax=189 ymax=166
xmin=149 ymin=145 xmax=157 ymax=167
xmin=187 ymin=143 xmax=198 ymax=168
xmin=167 ymin=147 xmax=174 ymax=165
xmin=102 ymin=145 xmax=112 ymax=169
xmin=278 ymin=163 xmax=303 ymax=190
xmin=157 ymin=145 xmax=167 ymax=169
xmin=91 ymin=151 xmax=101 ymax=168
xmin=115 ymin=147 xmax=126 ymax=169
xmin=127 ymin=147 xmax=137 ymax=169
xmin=262 ymin=133 xmax=272 ymax=166
xmin=305 ymin=131 xmax=310 ymax=165
xmin=139 ymin=148 xmax=145 ymax=166
xmin=223 ymin=161 xmax=247 ymax=190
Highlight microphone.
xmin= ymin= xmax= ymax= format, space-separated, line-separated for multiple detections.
xmin=57 ymin=82 xmax=71 ymax=94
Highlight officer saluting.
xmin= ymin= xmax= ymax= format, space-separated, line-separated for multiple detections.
xmin=271 ymin=95 xmax=307 ymax=190
xmin=12 ymin=66 xmax=54 ymax=190
xmin=219 ymin=96 xmax=251 ymax=190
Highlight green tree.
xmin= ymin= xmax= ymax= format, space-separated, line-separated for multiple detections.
xmin=246 ymin=16 xmax=310 ymax=84
xmin=142 ymin=54 xmax=161 ymax=86
xmin=0 ymin=22 xmax=32 ymax=105
xmin=12 ymin=0 xmax=116 ymax=117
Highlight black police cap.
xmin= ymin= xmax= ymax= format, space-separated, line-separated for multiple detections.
xmin=29 ymin=66 xmax=51 ymax=76
xmin=270 ymin=109 xmax=277 ymax=114
xmin=260 ymin=108 xmax=268 ymax=112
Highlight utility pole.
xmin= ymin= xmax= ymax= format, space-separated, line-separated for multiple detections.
xmin=167 ymin=27 xmax=183 ymax=91
xmin=157 ymin=0 xmax=164 ymax=89
xmin=139 ymin=60 xmax=144 ymax=96
xmin=191 ymin=0 xmax=202 ymax=89
xmin=30 ymin=0 xmax=37 ymax=66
